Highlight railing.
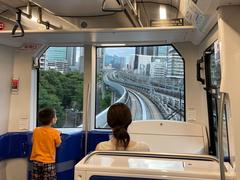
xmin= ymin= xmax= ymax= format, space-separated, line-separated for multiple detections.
xmin=84 ymin=151 xmax=221 ymax=164
xmin=95 ymin=74 xmax=129 ymax=128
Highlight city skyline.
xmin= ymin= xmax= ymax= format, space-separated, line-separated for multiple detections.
xmin=40 ymin=46 xmax=184 ymax=81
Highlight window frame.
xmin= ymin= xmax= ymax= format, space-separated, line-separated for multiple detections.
xmin=94 ymin=44 xmax=186 ymax=129
xmin=204 ymin=41 xmax=231 ymax=159
xmin=36 ymin=45 xmax=85 ymax=128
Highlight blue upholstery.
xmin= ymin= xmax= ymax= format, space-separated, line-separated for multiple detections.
xmin=56 ymin=130 xmax=85 ymax=180
xmin=1 ymin=130 xmax=230 ymax=179
xmin=0 ymin=130 xmax=111 ymax=180
xmin=0 ymin=132 xmax=32 ymax=161
xmin=87 ymin=130 xmax=110 ymax=153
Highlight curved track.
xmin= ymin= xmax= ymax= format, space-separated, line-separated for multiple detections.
xmin=127 ymin=88 xmax=163 ymax=120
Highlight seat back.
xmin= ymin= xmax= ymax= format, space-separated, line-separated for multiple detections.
xmin=128 ymin=120 xmax=208 ymax=154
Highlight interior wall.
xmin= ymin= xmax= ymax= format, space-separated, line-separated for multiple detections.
xmin=0 ymin=45 xmax=14 ymax=180
xmin=5 ymin=159 xmax=28 ymax=180
xmin=218 ymin=5 xmax=240 ymax=179
xmin=8 ymin=50 xmax=34 ymax=132
xmin=0 ymin=45 xmax=14 ymax=134
xmin=198 ymin=24 xmax=218 ymax=54
xmin=174 ymin=42 xmax=208 ymax=128
xmin=0 ymin=161 xmax=6 ymax=180
xmin=6 ymin=49 xmax=34 ymax=180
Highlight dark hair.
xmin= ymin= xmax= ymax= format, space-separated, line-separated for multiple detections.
xmin=107 ymin=103 xmax=132 ymax=150
xmin=38 ymin=108 xmax=56 ymax=126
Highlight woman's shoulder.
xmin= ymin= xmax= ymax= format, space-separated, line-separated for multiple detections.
xmin=129 ymin=140 xmax=150 ymax=152
xmin=96 ymin=140 xmax=115 ymax=151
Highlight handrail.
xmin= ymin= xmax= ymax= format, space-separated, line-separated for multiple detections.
xmin=101 ymin=0 xmax=143 ymax=27
xmin=218 ymin=92 xmax=227 ymax=179
xmin=84 ymin=151 xmax=221 ymax=164
xmin=102 ymin=0 xmax=125 ymax=12
xmin=12 ymin=9 xmax=24 ymax=37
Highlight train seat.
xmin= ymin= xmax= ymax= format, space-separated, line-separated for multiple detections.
xmin=74 ymin=151 xmax=235 ymax=180
xmin=128 ymin=120 xmax=208 ymax=154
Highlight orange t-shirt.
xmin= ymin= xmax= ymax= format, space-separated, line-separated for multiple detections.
xmin=30 ymin=127 xmax=62 ymax=163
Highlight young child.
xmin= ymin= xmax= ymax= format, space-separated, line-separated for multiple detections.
xmin=30 ymin=108 xmax=62 ymax=180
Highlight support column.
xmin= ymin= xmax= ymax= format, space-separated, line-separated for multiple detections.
xmin=218 ymin=5 xmax=240 ymax=179
xmin=83 ymin=45 xmax=96 ymax=131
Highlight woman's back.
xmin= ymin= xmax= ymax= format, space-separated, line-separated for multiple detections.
xmin=96 ymin=139 xmax=150 ymax=152
xmin=95 ymin=103 xmax=149 ymax=152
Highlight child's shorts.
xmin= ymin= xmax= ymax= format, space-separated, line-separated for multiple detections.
xmin=32 ymin=161 xmax=56 ymax=180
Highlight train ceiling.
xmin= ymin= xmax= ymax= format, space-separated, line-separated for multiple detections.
xmin=29 ymin=0 xmax=180 ymax=17
xmin=0 ymin=0 xmax=239 ymax=46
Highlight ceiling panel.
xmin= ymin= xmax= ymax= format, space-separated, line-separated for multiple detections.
xmin=31 ymin=0 xmax=121 ymax=17
xmin=0 ymin=26 xmax=195 ymax=47
xmin=218 ymin=0 xmax=240 ymax=5
xmin=0 ymin=0 xmax=27 ymax=9
xmin=138 ymin=0 xmax=180 ymax=9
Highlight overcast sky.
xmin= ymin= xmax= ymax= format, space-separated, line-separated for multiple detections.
xmin=105 ymin=47 xmax=135 ymax=57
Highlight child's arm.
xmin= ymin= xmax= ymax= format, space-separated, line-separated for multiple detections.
xmin=55 ymin=130 xmax=62 ymax=147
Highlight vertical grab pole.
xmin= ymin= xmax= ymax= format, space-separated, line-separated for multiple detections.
xmin=218 ymin=92 xmax=226 ymax=180
xmin=84 ymin=84 xmax=91 ymax=155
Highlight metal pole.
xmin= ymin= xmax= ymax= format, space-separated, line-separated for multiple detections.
xmin=218 ymin=92 xmax=226 ymax=180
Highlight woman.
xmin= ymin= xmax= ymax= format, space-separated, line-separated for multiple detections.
xmin=96 ymin=103 xmax=150 ymax=151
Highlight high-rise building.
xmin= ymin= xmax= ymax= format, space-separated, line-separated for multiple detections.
xmin=66 ymin=47 xmax=77 ymax=66
xmin=135 ymin=46 xmax=158 ymax=56
xmin=78 ymin=47 xmax=84 ymax=73
xmin=39 ymin=53 xmax=47 ymax=70
xmin=166 ymin=47 xmax=184 ymax=79
xmin=97 ymin=48 xmax=104 ymax=72
xmin=133 ymin=55 xmax=151 ymax=75
xmin=47 ymin=61 xmax=69 ymax=73
xmin=150 ymin=58 xmax=167 ymax=78
xmin=46 ymin=47 xmax=67 ymax=62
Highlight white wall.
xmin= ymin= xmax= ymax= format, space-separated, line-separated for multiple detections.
xmin=6 ymin=50 xmax=34 ymax=180
xmin=218 ymin=5 xmax=240 ymax=179
xmin=5 ymin=159 xmax=28 ymax=180
xmin=8 ymin=51 xmax=34 ymax=132
xmin=0 ymin=45 xmax=14 ymax=180
xmin=174 ymin=42 xmax=208 ymax=128
xmin=0 ymin=161 xmax=7 ymax=180
xmin=0 ymin=45 xmax=14 ymax=134
xmin=198 ymin=25 xmax=218 ymax=53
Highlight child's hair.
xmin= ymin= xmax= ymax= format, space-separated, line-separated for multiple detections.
xmin=38 ymin=108 xmax=56 ymax=126
xmin=107 ymin=103 xmax=132 ymax=150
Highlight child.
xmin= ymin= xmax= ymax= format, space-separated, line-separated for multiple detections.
xmin=30 ymin=108 xmax=62 ymax=180
xmin=96 ymin=103 xmax=149 ymax=151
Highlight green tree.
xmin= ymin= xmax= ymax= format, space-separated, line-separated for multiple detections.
xmin=38 ymin=70 xmax=84 ymax=127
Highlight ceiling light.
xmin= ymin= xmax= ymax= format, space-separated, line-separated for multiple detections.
xmin=31 ymin=16 xmax=39 ymax=23
xmin=159 ymin=6 xmax=167 ymax=20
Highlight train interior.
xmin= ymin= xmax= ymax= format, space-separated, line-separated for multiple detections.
xmin=0 ymin=0 xmax=240 ymax=179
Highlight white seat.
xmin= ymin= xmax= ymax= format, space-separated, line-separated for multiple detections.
xmin=74 ymin=151 xmax=235 ymax=180
xmin=128 ymin=120 xmax=209 ymax=154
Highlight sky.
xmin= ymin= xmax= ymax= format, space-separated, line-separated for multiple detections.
xmin=105 ymin=47 xmax=136 ymax=57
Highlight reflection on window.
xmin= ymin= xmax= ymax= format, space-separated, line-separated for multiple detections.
xmin=96 ymin=45 xmax=185 ymax=128
xmin=210 ymin=42 xmax=221 ymax=87
xmin=38 ymin=47 xmax=84 ymax=128
xmin=223 ymin=105 xmax=230 ymax=158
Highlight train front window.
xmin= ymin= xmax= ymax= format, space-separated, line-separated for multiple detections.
xmin=37 ymin=47 xmax=84 ymax=128
xmin=95 ymin=45 xmax=185 ymax=129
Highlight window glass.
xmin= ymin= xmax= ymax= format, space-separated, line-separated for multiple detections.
xmin=223 ymin=105 xmax=230 ymax=157
xmin=210 ymin=42 xmax=221 ymax=87
xmin=96 ymin=45 xmax=185 ymax=128
xmin=38 ymin=47 xmax=84 ymax=128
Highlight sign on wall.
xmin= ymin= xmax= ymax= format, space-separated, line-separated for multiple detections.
xmin=0 ymin=22 xmax=5 ymax=30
